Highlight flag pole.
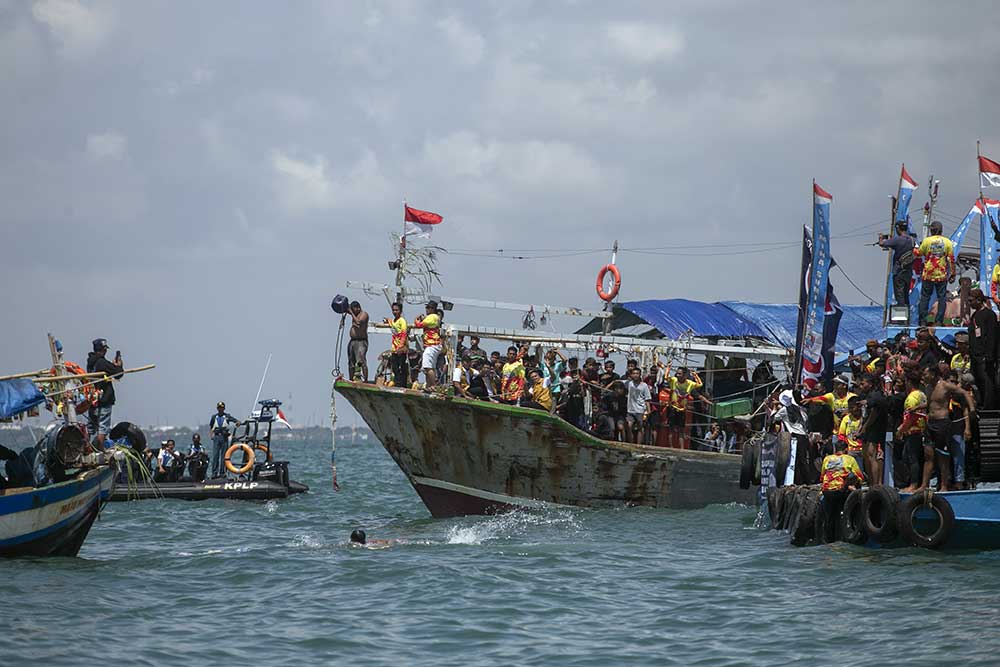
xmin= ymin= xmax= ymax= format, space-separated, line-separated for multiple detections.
xmin=396 ymin=200 xmax=407 ymax=303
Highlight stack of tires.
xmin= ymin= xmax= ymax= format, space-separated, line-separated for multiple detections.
xmin=767 ymin=485 xmax=956 ymax=550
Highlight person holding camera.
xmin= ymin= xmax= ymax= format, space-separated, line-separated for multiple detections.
xmin=878 ymin=220 xmax=916 ymax=319
xmin=86 ymin=338 xmax=124 ymax=448
xmin=209 ymin=401 xmax=239 ymax=478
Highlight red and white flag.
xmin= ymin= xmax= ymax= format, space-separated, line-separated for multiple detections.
xmin=403 ymin=204 xmax=444 ymax=239
xmin=980 ymin=155 xmax=1000 ymax=188
xmin=274 ymin=409 xmax=292 ymax=430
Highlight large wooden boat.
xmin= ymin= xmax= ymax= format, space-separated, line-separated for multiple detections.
xmin=336 ymin=380 xmax=755 ymax=517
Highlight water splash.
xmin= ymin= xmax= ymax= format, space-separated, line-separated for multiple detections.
xmin=444 ymin=509 xmax=580 ymax=545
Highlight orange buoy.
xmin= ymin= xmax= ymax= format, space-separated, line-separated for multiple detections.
xmin=596 ymin=264 xmax=621 ymax=302
xmin=224 ymin=443 xmax=255 ymax=475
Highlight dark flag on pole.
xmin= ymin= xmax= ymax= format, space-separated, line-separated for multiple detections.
xmin=797 ymin=184 xmax=843 ymax=390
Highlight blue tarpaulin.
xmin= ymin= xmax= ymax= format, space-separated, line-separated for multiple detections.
xmin=581 ymin=300 xmax=885 ymax=355
xmin=0 ymin=378 xmax=46 ymax=419
xmin=719 ymin=302 xmax=885 ymax=355
xmin=620 ymin=299 xmax=769 ymax=339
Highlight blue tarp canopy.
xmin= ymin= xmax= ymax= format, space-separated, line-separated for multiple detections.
xmin=577 ymin=300 xmax=885 ymax=355
xmin=0 ymin=378 xmax=45 ymax=419
xmin=618 ymin=299 xmax=768 ymax=339
xmin=720 ymin=302 xmax=885 ymax=355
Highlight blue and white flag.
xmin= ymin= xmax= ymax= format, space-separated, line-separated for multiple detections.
xmin=982 ymin=199 xmax=1000 ymax=292
xmin=895 ymin=165 xmax=918 ymax=223
xmin=951 ymin=200 xmax=983 ymax=250
xmin=799 ymin=183 xmax=839 ymax=390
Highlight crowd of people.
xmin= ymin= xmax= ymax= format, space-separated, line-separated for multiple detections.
xmin=775 ymin=299 xmax=997 ymax=495
xmin=346 ymin=300 xmax=777 ymax=450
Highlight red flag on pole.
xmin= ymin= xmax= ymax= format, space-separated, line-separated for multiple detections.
xmin=403 ymin=205 xmax=444 ymax=238
xmin=404 ymin=205 xmax=443 ymax=225
xmin=980 ymin=155 xmax=1000 ymax=188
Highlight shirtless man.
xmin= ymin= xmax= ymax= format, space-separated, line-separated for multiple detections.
xmin=921 ymin=365 xmax=975 ymax=491
xmin=347 ymin=301 xmax=370 ymax=382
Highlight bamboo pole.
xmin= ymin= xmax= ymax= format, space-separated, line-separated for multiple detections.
xmin=0 ymin=364 xmax=156 ymax=383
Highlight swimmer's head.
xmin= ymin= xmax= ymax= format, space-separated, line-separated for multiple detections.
xmin=350 ymin=529 xmax=366 ymax=544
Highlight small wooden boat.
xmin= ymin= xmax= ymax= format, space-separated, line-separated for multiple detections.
xmin=0 ymin=334 xmax=137 ymax=557
xmin=0 ymin=464 xmax=115 ymax=557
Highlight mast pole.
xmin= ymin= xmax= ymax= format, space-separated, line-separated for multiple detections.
xmin=601 ymin=240 xmax=618 ymax=335
xmin=47 ymin=333 xmax=75 ymax=424
xmin=395 ymin=200 xmax=407 ymax=303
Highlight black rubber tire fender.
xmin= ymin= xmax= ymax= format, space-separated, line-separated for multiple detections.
xmin=740 ymin=440 xmax=755 ymax=489
xmin=752 ymin=438 xmax=762 ymax=486
xmin=839 ymin=489 xmax=867 ymax=544
xmin=791 ymin=488 xmax=821 ymax=547
xmin=861 ymin=486 xmax=900 ymax=543
xmin=774 ymin=432 xmax=792 ymax=487
xmin=814 ymin=494 xmax=836 ymax=544
xmin=777 ymin=485 xmax=797 ymax=530
xmin=897 ymin=490 xmax=956 ymax=549
xmin=766 ymin=486 xmax=780 ymax=527
xmin=774 ymin=487 xmax=790 ymax=529
xmin=109 ymin=421 xmax=147 ymax=452
xmin=787 ymin=486 xmax=808 ymax=533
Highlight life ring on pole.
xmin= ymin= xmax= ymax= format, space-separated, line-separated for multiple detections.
xmin=254 ymin=443 xmax=272 ymax=463
xmin=596 ymin=264 xmax=621 ymax=302
xmin=224 ymin=443 xmax=255 ymax=475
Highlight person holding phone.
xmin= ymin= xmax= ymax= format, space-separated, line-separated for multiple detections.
xmin=86 ymin=338 xmax=125 ymax=448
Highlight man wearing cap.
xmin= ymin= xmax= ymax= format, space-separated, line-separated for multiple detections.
xmin=879 ymin=221 xmax=916 ymax=319
xmin=914 ymin=220 xmax=955 ymax=326
xmin=85 ymin=338 xmax=124 ymax=448
xmin=208 ymin=401 xmax=239 ymax=478
xmin=802 ymin=374 xmax=856 ymax=435
xmin=413 ymin=301 xmax=442 ymax=387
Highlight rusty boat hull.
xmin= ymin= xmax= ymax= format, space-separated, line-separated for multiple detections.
xmin=336 ymin=381 xmax=755 ymax=517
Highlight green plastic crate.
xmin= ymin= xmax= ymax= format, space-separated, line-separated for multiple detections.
xmin=713 ymin=398 xmax=752 ymax=420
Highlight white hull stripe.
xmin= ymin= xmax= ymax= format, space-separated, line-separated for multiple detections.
xmin=410 ymin=475 xmax=569 ymax=510
xmin=0 ymin=486 xmax=100 ymax=543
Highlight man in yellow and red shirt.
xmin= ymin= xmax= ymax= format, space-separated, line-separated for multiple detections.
xmin=802 ymin=374 xmax=856 ymax=434
xmin=914 ymin=220 xmax=955 ymax=326
xmin=836 ymin=396 xmax=865 ymax=471
xmin=413 ymin=300 xmax=442 ymax=387
xmin=666 ymin=367 xmax=702 ymax=449
xmin=384 ymin=301 xmax=409 ymax=388
xmin=500 ymin=345 xmax=527 ymax=403
xmin=818 ymin=435 xmax=866 ymax=533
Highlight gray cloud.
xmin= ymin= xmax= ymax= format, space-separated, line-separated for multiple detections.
xmin=2 ymin=1 xmax=999 ymax=426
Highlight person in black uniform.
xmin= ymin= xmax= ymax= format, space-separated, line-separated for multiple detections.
xmin=209 ymin=402 xmax=239 ymax=478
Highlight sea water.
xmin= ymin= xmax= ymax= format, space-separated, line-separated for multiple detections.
xmin=2 ymin=439 xmax=1000 ymax=666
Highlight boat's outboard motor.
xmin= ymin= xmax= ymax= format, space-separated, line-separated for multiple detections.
xmin=331 ymin=294 xmax=350 ymax=314
xmin=35 ymin=424 xmax=88 ymax=483
xmin=253 ymin=460 xmax=290 ymax=487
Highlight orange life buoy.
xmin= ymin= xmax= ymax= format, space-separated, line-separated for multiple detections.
xmin=596 ymin=264 xmax=621 ymax=302
xmin=224 ymin=443 xmax=255 ymax=475
xmin=254 ymin=443 xmax=272 ymax=463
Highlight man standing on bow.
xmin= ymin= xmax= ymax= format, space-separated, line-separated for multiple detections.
xmin=86 ymin=338 xmax=124 ymax=448
xmin=914 ymin=220 xmax=955 ymax=326
xmin=346 ymin=301 xmax=370 ymax=382
xmin=209 ymin=401 xmax=239 ymax=479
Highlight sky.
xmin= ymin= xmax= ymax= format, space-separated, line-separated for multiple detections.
xmin=3 ymin=1 xmax=1000 ymax=428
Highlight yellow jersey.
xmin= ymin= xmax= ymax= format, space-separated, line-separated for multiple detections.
xmin=837 ymin=412 xmax=864 ymax=452
xmin=668 ymin=375 xmax=702 ymax=411
xmin=915 ymin=234 xmax=954 ymax=282
xmin=389 ymin=316 xmax=408 ymax=353
xmin=415 ymin=313 xmax=441 ymax=347
xmin=820 ymin=453 xmax=865 ymax=492
xmin=899 ymin=389 xmax=927 ymax=436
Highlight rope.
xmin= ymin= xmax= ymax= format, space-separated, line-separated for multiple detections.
xmin=333 ymin=314 xmax=346 ymax=377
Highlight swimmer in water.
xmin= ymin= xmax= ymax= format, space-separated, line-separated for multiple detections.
xmin=350 ymin=529 xmax=393 ymax=548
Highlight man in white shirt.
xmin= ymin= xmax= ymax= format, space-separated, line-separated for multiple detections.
xmin=625 ymin=368 xmax=652 ymax=444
